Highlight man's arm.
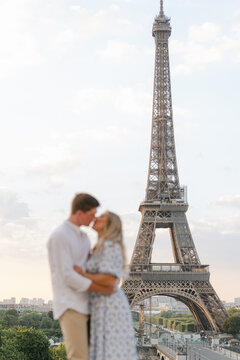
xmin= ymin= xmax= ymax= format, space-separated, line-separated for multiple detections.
xmin=48 ymin=234 xmax=92 ymax=293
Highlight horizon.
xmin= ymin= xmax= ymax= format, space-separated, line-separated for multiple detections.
xmin=1 ymin=295 xmax=239 ymax=305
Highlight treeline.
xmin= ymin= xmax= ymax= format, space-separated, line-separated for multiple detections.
xmin=149 ymin=308 xmax=240 ymax=336
xmin=0 ymin=326 xmax=67 ymax=360
xmin=0 ymin=309 xmax=67 ymax=360
xmin=147 ymin=310 xmax=197 ymax=332
xmin=223 ymin=308 xmax=240 ymax=337
xmin=0 ymin=309 xmax=61 ymax=340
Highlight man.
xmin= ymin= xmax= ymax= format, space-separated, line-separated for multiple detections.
xmin=47 ymin=193 xmax=113 ymax=360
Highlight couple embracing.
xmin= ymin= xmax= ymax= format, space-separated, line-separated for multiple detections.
xmin=47 ymin=193 xmax=137 ymax=360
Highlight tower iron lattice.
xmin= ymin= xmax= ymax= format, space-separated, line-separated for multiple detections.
xmin=122 ymin=1 xmax=228 ymax=332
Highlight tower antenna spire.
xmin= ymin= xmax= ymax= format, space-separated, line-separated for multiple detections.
xmin=160 ymin=0 xmax=164 ymax=15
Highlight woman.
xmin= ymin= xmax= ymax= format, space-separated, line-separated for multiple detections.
xmin=74 ymin=211 xmax=137 ymax=360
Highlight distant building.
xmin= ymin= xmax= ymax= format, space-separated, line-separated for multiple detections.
xmin=234 ymin=297 xmax=240 ymax=305
xmin=0 ymin=297 xmax=53 ymax=313
xmin=225 ymin=302 xmax=235 ymax=308
xmin=20 ymin=298 xmax=29 ymax=305
xmin=37 ymin=298 xmax=45 ymax=306
xmin=27 ymin=298 xmax=44 ymax=306
xmin=1 ymin=297 xmax=16 ymax=305
xmin=29 ymin=298 xmax=37 ymax=305
xmin=0 ymin=303 xmax=53 ymax=313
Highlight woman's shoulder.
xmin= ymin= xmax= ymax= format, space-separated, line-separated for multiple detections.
xmin=103 ymin=240 xmax=121 ymax=251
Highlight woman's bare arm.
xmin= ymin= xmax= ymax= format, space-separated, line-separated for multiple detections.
xmin=74 ymin=265 xmax=117 ymax=287
xmin=88 ymin=281 xmax=115 ymax=295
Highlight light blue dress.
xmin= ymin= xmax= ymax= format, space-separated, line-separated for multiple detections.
xmin=86 ymin=241 xmax=137 ymax=360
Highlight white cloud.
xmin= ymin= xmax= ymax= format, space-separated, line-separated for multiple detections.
xmin=114 ymin=87 xmax=151 ymax=117
xmin=217 ymin=194 xmax=240 ymax=209
xmin=170 ymin=22 xmax=240 ymax=75
xmin=0 ymin=188 xmax=47 ymax=262
xmin=0 ymin=1 xmax=133 ymax=69
xmin=114 ymin=0 xmax=133 ymax=3
xmin=0 ymin=219 xmax=46 ymax=260
xmin=189 ymin=22 xmax=220 ymax=43
xmin=72 ymin=86 xmax=151 ymax=119
xmin=26 ymin=144 xmax=81 ymax=177
xmin=166 ymin=105 xmax=199 ymax=138
xmin=98 ymin=40 xmax=137 ymax=62
xmin=0 ymin=0 xmax=43 ymax=78
xmin=79 ymin=127 xmax=129 ymax=145
xmin=54 ymin=29 xmax=76 ymax=56
xmin=173 ymin=105 xmax=193 ymax=119
xmin=51 ymin=4 xmax=132 ymax=57
xmin=234 ymin=9 xmax=240 ymax=17
xmin=144 ymin=48 xmax=154 ymax=56
xmin=68 ymin=4 xmax=131 ymax=36
xmin=0 ymin=188 xmax=29 ymax=220
xmin=191 ymin=214 xmax=240 ymax=235
xmin=47 ymin=176 xmax=67 ymax=188
xmin=189 ymin=215 xmax=240 ymax=301
xmin=121 ymin=212 xmax=141 ymax=261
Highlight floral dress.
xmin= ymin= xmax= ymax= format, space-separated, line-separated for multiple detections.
xmin=86 ymin=241 xmax=137 ymax=360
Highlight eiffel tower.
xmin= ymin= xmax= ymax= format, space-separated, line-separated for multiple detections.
xmin=122 ymin=0 xmax=228 ymax=332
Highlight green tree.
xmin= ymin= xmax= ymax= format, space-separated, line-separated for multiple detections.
xmin=227 ymin=308 xmax=240 ymax=317
xmin=0 ymin=309 xmax=19 ymax=329
xmin=160 ymin=310 xmax=175 ymax=318
xmin=52 ymin=320 xmax=61 ymax=331
xmin=40 ymin=316 xmax=53 ymax=329
xmin=51 ymin=343 xmax=67 ymax=360
xmin=5 ymin=309 xmax=19 ymax=318
xmin=223 ymin=316 xmax=240 ymax=337
xmin=48 ymin=311 xmax=54 ymax=320
xmin=15 ymin=326 xmax=52 ymax=360
xmin=0 ymin=327 xmax=2 ymax=353
xmin=0 ymin=328 xmax=24 ymax=360
xmin=20 ymin=312 xmax=41 ymax=329
xmin=1 ymin=314 xmax=19 ymax=329
xmin=0 ymin=326 xmax=53 ymax=360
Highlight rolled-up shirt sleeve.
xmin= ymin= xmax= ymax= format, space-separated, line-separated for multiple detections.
xmin=49 ymin=233 xmax=92 ymax=292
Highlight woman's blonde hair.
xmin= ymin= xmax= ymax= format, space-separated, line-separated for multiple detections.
xmin=95 ymin=211 xmax=127 ymax=269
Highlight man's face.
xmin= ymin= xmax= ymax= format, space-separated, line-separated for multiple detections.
xmin=78 ymin=208 xmax=97 ymax=226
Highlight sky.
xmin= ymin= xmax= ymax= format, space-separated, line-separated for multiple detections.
xmin=0 ymin=0 xmax=240 ymax=303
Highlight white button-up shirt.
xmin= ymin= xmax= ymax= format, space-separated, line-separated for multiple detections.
xmin=47 ymin=220 xmax=92 ymax=320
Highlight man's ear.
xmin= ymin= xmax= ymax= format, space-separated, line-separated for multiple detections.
xmin=76 ymin=209 xmax=84 ymax=217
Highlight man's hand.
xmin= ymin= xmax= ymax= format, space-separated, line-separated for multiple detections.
xmin=73 ymin=265 xmax=84 ymax=275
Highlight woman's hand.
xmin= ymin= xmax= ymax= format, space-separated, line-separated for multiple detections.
xmin=74 ymin=265 xmax=84 ymax=276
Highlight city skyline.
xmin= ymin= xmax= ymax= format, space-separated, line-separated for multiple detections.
xmin=0 ymin=0 xmax=240 ymax=302
xmin=1 ymin=296 xmax=240 ymax=306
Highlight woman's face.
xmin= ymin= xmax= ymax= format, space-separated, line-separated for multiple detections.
xmin=92 ymin=212 xmax=108 ymax=232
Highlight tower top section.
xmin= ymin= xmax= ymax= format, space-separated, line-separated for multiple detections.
xmin=160 ymin=0 xmax=164 ymax=16
xmin=153 ymin=0 xmax=171 ymax=38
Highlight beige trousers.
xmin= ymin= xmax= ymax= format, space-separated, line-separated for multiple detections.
xmin=59 ymin=309 xmax=89 ymax=360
